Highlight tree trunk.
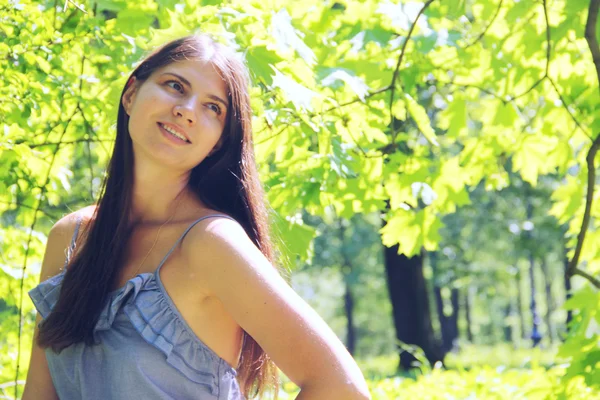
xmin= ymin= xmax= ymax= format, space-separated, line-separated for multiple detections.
xmin=464 ymin=287 xmax=473 ymax=342
xmin=434 ymin=284 xmax=460 ymax=353
xmin=339 ymin=221 xmax=356 ymax=355
xmin=431 ymin=252 xmax=454 ymax=354
xmin=528 ymin=254 xmax=542 ymax=347
xmin=383 ymin=246 xmax=444 ymax=370
xmin=503 ymin=303 xmax=513 ymax=342
xmin=343 ymin=279 xmax=356 ymax=355
xmin=525 ymin=200 xmax=542 ymax=347
xmin=434 ymin=287 xmax=451 ymax=353
xmin=449 ymin=288 xmax=459 ymax=351
xmin=516 ymin=267 xmax=526 ymax=341
xmin=540 ymin=257 xmax=555 ymax=344
xmin=564 ymin=253 xmax=572 ymax=332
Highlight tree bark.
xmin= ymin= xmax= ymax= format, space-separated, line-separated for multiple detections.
xmin=383 ymin=245 xmax=444 ymax=370
xmin=526 ymin=199 xmax=542 ymax=347
xmin=528 ymin=254 xmax=542 ymax=347
xmin=434 ymin=287 xmax=450 ymax=352
xmin=343 ymin=280 xmax=356 ymax=355
xmin=339 ymin=221 xmax=356 ymax=355
xmin=516 ymin=267 xmax=526 ymax=341
xmin=564 ymin=253 xmax=573 ymax=332
xmin=503 ymin=303 xmax=513 ymax=342
xmin=464 ymin=287 xmax=473 ymax=343
xmin=434 ymin=286 xmax=460 ymax=353
xmin=431 ymin=252 xmax=453 ymax=354
xmin=540 ymin=257 xmax=555 ymax=344
xmin=449 ymin=288 xmax=459 ymax=348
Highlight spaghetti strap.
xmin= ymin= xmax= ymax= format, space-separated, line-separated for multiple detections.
xmin=28 ymin=211 xmax=244 ymax=398
xmin=154 ymin=214 xmax=237 ymax=278
xmin=64 ymin=215 xmax=83 ymax=269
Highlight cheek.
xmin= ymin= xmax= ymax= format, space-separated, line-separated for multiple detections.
xmin=128 ymin=93 xmax=162 ymax=130
xmin=196 ymin=114 xmax=224 ymax=137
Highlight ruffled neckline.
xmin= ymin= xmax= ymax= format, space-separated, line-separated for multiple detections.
xmin=29 ymin=267 xmax=239 ymax=389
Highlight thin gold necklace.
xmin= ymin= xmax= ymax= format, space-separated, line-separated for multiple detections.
xmin=127 ymin=192 xmax=183 ymax=280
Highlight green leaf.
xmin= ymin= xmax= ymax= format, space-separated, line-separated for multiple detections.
xmin=245 ymin=45 xmax=283 ymax=86
xmin=404 ymin=93 xmax=439 ymax=146
xmin=270 ymin=9 xmax=316 ymax=65
xmin=271 ymin=214 xmax=317 ymax=267
xmin=512 ymin=134 xmax=558 ymax=185
xmin=271 ymin=68 xmax=318 ymax=110
xmin=319 ymin=68 xmax=370 ymax=101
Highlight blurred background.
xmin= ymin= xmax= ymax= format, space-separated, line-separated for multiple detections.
xmin=1 ymin=0 xmax=599 ymax=399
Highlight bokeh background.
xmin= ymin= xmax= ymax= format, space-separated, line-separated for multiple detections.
xmin=1 ymin=0 xmax=599 ymax=398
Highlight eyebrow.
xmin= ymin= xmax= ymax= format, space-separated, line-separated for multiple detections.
xmin=160 ymin=72 xmax=229 ymax=110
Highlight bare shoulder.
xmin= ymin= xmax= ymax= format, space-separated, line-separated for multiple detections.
xmin=180 ymin=215 xmax=272 ymax=286
xmin=185 ymin=215 xmax=258 ymax=254
xmin=40 ymin=205 xmax=96 ymax=281
xmin=193 ymin=214 xmax=248 ymax=239
xmin=51 ymin=205 xmax=95 ymax=235
xmin=180 ymin=215 xmax=370 ymax=397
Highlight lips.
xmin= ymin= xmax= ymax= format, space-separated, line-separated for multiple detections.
xmin=157 ymin=122 xmax=191 ymax=144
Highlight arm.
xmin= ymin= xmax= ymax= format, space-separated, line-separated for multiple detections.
xmin=22 ymin=213 xmax=83 ymax=400
xmin=182 ymin=218 xmax=371 ymax=400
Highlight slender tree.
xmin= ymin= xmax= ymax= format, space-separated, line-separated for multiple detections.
xmin=540 ymin=257 xmax=555 ymax=344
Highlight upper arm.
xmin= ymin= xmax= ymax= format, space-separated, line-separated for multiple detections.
xmin=182 ymin=218 xmax=369 ymax=397
xmin=22 ymin=211 xmax=86 ymax=400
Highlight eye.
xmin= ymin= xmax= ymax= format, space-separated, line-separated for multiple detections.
xmin=206 ymin=103 xmax=222 ymax=115
xmin=166 ymin=80 xmax=184 ymax=93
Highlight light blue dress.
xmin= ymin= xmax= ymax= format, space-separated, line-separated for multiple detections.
xmin=29 ymin=215 xmax=245 ymax=399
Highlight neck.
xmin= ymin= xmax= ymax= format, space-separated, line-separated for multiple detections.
xmin=128 ymin=145 xmax=211 ymax=225
xmin=130 ymin=168 xmax=191 ymax=225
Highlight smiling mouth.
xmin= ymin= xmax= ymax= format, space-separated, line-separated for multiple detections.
xmin=157 ymin=123 xmax=191 ymax=143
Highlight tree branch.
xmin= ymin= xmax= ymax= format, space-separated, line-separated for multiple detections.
xmin=564 ymin=0 xmax=600 ymax=289
xmin=585 ymin=0 xmax=600 ymax=90
xmin=324 ymin=84 xmax=391 ymax=114
xmin=14 ymin=107 xmax=77 ymax=398
xmin=566 ymin=132 xmax=600 ymax=288
xmin=389 ymin=0 xmax=435 ymax=145
xmin=19 ymin=138 xmax=114 ymax=148
xmin=463 ymin=0 xmax=504 ymax=49
xmin=573 ymin=267 xmax=600 ymax=288
xmin=509 ymin=0 xmax=551 ymax=101
xmin=0 ymin=201 xmax=60 ymax=220
xmin=547 ymin=77 xmax=592 ymax=139
xmin=255 ymin=85 xmax=393 ymax=145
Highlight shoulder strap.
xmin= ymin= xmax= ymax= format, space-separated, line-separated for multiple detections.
xmin=64 ymin=215 xmax=83 ymax=269
xmin=154 ymin=214 xmax=237 ymax=275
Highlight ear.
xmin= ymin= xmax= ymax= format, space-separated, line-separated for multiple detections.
xmin=121 ymin=77 xmax=138 ymax=115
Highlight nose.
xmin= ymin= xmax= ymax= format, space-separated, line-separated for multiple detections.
xmin=173 ymin=102 xmax=196 ymax=125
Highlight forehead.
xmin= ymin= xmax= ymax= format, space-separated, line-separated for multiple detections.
xmin=155 ymin=59 xmax=228 ymax=99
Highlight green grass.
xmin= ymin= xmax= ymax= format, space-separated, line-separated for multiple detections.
xmin=367 ymin=366 xmax=598 ymax=400
xmin=5 ymin=345 xmax=598 ymax=399
xmin=445 ymin=343 xmax=560 ymax=370
xmin=277 ymin=345 xmax=600 ymax=399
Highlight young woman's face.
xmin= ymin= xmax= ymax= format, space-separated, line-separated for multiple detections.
xmin=122 ymin=59 xmax=229 ymax=171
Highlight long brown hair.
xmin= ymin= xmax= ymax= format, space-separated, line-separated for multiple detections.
xmin=37 ymin=34 xmax=280 ymax=399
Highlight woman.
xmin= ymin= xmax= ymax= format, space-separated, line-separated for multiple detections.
xmin=23 ymin=34 xmax=370 ymax=399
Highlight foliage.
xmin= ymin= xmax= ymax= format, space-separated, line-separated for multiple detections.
xmin=444 ymin=343 xmax=559 ymax=371
xmin=277 ymin=347 xmax=600 ymax=399
xmin=557 ymin=286 xmax=600 ymax=392
xmin=359 ymin=347 xmax=599 ymax=400
xmin=296 ymin=211 xmax=396 ymax=357
xmin=364 ymin=367 xmax=599 ymax=400
xmin=1 ymin=0 xmax=600 ymax=398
